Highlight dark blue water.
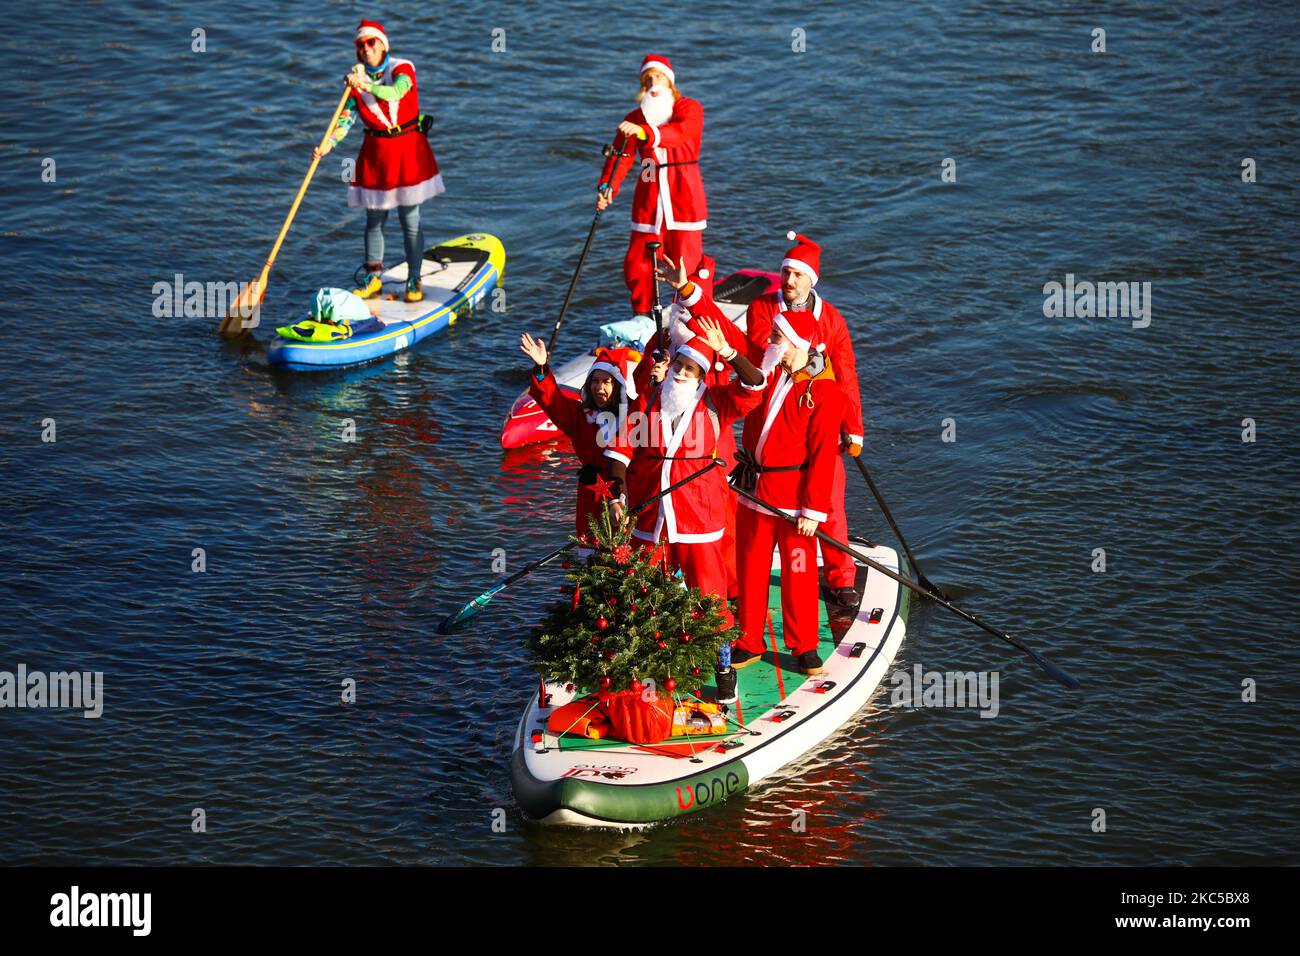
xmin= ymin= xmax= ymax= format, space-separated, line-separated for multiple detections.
xmin=2 ymin=0 xmax=1297 ymax=865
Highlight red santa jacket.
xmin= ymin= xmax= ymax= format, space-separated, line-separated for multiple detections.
xmin=738 ymin=362 xmax=845 ymax=522
xmin=745 ymin=291 xmax=864 ymax=444
xmin=627 ymin=376 xmax=763 ymax=544
xmin=529 ymin=367 xmax=632 ymax=472
xmin=348 ymin=56 xmax=442 ymax=198
xmin=598 ymin=97 xmax=707 ymax=232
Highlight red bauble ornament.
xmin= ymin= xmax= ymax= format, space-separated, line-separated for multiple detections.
xmin=691 ymin=666 xmax=701 ymax=676
xmin=679 ymin=631 xmax=692 ymax=644
xmin=630 ymin=679 xmax=644 ymax=693
xmin=629 ymin=604 xmax=638 ymax=613
xmin=598 ymin=675 xmax=612 ymax=689
xmin=595 ymin=616 xmax=609 ymax=631
xmin=657 ymin=641 xmax=667 ymax=650
xmin=606 ymin=596 xmax=618 ymax=608
xmin=565 ymin=683 xmax=575 ymax=692
xmin=603 ymin=650 xmax=616 ymax=661
xmin=561 ymin=560 xmax=571 ymax=569
xmin=649 ymin=609 xmax=657 ymax=617
xmin=625 ymin=567 xmax=635 ymax=576
xmin=690 ymin=609 xmax=702 ymax=620
xmin=664 ymin=677 xmax=677 ymax=692
xmin=639 ymin=586 xmax=649 ymax=595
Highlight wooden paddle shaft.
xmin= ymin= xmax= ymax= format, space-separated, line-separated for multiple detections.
xmin=250 ymin=83 xmax=354 ymax=293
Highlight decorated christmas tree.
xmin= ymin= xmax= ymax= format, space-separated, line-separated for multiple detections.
xmin=526 ymin=504 xmax=738 ymax=696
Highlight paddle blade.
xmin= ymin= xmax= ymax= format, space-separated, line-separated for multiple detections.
xmin=1025 ymin=647 xmax=1081 ymax=690
xmin=916 ymin=575 xmax=953 ymax=603
xmin=218 ymin=278 xmax=264 ymax=337
xmin=436 ymin=592 xmax=493 ymax=634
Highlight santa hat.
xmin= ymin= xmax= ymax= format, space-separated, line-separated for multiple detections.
xmin=674 ymin=335 xmax=715 ymax=377
xmin=773 ymin=309 xmax=816 ymax=352
xmin=693 ymin=254 xmax=715 ymax=297
xmin=782 ymin=231 xmax=822 ymax=285
xmin=355 ymin=20 xmax=389 ymax=51
xmin=590 ymin=346 xmax=638 ymax=401
xmin=640 ymin=54 xmax=675 ymax=85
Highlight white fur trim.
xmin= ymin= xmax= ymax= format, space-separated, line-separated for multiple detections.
xmin=846 ymin=434 xmax=863 ymax=446
xmin=801 ymin=508 xmax=828 ymax=522
xmin=676 ymin=344 xmax=711 ymax=373
xmin=356 ymin=25 xmax=389 ymax=50
xmin=739 ymin=497 xmax=799 ymax=518
xmin=681 ymin=284 xmax=704 ymax=308
xmin=667 ymin=528 xmax=724 ymax=544
xmin=786 ymin=230 xmax=797 ymax=240
xmin=773 ymin=313 xmax=811 ymax=351
xmin=604 ymin=449 xmax=632 ymax=466
xmin=348 ymin=174 xmax=445 ymax=210
xmin=640 ymin=59 xmax=675 ymax=84
xmin=755 ymin=372 xmax=794 ymax=461
xmin=781 ymin=256 xmax=819 ymax=285
xmin=698 ymin=267 xmax=710 ymax=278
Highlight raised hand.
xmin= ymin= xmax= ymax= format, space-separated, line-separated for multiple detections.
xmin=519 ymin=332 xmax=548 ymax=367
xmin=697 ymin=316 xmax=728 ymax=354
xmin=652 ymin=254 xmax=688 ymax=291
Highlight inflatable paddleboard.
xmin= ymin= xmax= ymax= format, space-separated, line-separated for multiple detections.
xmin=510 ymin=543 xmax=909 ymax=827
xmin=500 ymin=268 xmax=779 ymax=448
xmin=267 ymin=233 xmax=504 ymax=371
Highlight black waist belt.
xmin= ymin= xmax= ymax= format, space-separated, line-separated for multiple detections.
xmin=729 ymin=450 xmax=805 ymax=493
xmin=654 ymin=160 xmax=699 ymax=168
xmin=364 ymin=114 xmax=432 ymax=138
xmin=647 ymin=453 xmax=714 ymax=462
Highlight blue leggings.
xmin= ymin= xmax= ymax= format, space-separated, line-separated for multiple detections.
xmin=364 ymin=204 xmax=425 ymax=284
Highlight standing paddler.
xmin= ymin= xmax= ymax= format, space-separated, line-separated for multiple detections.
xmin=596 ymin=55 xmax=708 ymax=320
xmin=744 ymin=233 xmax=866 ymax=607
xmin=312 ymin=20 xmax=444 ymax=304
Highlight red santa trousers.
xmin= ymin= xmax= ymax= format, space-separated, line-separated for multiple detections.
xmin=821 ymin=455 xmax=855 ymax=589
xmin=624 ymin=229 xmax=703 ymax=314
xmin=735 ymin=506 xmax=820 ymax=656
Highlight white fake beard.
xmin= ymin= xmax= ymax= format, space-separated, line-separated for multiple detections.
xmin=761 ymin=342 xmax=788 ymax=376
xmin=658 ymin=373 xmax=699 ymax=425
xmin=639 ymin=85 xmax=674 ymax=127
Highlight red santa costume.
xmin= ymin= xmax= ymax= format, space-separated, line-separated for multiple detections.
xmin=528 ymin=347 xmax=636 ymax=537
xmin=625 ymin=335 xmax=764 ymax=628
xmin=744 ymin=232 xmax=863 ymax=593
xmin=344 ymin=20 xmax=443 ymax=210
xmin=597 ymin=55 xmax=707 ymax=315
xmin=629 ymin=258 xmax=751 ymax=598
xmin=733 ymin=309 xmax=845 ymax=657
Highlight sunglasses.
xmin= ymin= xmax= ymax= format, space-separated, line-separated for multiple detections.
xmin=355 ymin=38 xmax=381 ymax=49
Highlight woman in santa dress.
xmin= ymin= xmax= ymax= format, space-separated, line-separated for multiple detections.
xmin=596 ymin=54 xmax=708 ymax=318
xmin=519 ymin=335 xmax=635 ymax=538
xmin=313 ymin=20 xmax=444 ymax=303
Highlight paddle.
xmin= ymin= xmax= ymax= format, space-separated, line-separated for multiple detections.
xmin=437 ymin=459 xmax=726 ymax=633
xmin=848 ymin=454 xmax=951 ymax=601
xmin=729 ymin=482 xmax=1081 ymax=690
xmin=543 ymin=131 xmax=634 ymax=356
xmin=646 ymin=240 xmax=666 ymax=359
xmin=218 ymin=70 xmax=359 ymax=338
